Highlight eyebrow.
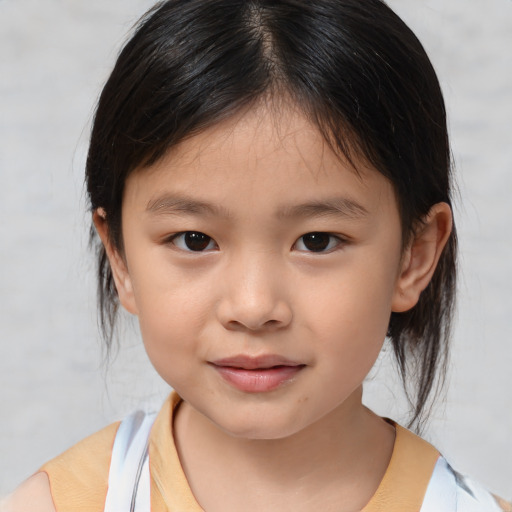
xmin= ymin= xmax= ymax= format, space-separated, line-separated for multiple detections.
xmin=145 ymin=194 xmax=369 ymax=220
xmin=276 ymin=197 xmax=369 ymax=220
xmin=145 ymin=194 xmax=231 ymax=218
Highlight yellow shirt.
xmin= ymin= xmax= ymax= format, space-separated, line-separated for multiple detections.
xmin=41 ymin=392 xmax=445 ymax=512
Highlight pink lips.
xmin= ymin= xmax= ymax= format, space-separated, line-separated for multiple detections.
xmin=209 ymin=355 xmax=305 ymax=393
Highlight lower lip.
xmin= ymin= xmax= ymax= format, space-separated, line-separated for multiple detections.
xmin=212 ymin=365 xmax=305 ymax=393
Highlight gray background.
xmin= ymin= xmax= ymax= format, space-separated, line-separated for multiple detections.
xmin=1 ymin=0 xmax=511 ymax=499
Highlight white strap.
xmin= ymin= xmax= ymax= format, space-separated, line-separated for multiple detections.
xmin=420 ymin=457 xmax=457 ymax=512
xmin=421 ymin=456 xmax=503 ymax=512
xmin=104 ymin=410 xmax=156 ymax=512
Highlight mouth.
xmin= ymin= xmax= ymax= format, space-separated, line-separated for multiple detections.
xmin=209 ymin=355 xmax=306 ymax=393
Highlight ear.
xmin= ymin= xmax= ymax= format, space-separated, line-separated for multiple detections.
xmin=93 ymin=209 xmax=138 ymax=315
xmin=392 ymin=202 xmax=453 ymax=313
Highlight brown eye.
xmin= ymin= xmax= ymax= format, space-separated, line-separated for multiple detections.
xmin=172 ymin=231 xmax=216 ymax=251
xmin=295 ymin=232 xmax=340 ymax=252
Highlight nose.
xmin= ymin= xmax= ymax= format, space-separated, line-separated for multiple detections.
xmin=216 ymin=251 xmax=293 ymax=333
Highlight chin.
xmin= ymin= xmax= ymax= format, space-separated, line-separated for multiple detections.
xmin=211 ymin=410 xmax=308 ymax=441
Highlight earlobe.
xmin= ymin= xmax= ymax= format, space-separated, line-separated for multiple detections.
xmin=92 ymin=209 xmax=138 ymax=315
xmin=392 ymin=202 xmax=453 ymax=313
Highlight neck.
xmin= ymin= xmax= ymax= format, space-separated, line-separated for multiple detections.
xmin=173 ymin=388 xmax=395 ymax=512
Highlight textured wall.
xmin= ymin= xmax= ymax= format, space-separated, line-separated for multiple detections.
xmin=1 ymin=0 xmax=511 ymax=499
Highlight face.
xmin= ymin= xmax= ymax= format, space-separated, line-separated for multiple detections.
xmin=109 ymin=104 xmax=409 ymax=440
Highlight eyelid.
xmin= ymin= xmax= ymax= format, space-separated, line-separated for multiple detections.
xmin=166 ymin=231 xmax=218 ymax=252
xmin=163 ymin=231 xmax=347 ymax=253
xmin=293 ymin=233 xmax=347 ymax=253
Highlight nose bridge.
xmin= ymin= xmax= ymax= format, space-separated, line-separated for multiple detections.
xmin=218 ymin=247 xmax=292 ymax=331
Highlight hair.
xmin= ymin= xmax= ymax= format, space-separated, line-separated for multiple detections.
xmin=86 ymin=0 xmax=457 ymax=430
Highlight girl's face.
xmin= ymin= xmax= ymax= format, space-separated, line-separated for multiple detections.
xmin=111 ymin=104 xmax=408 ymax=439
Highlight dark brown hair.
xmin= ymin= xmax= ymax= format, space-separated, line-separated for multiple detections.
xmin=86 ymin=0 xmax=457 ymax=429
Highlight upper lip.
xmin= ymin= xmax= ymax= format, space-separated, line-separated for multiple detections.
xmin=210 ymin=354 xmax=304 ymax=370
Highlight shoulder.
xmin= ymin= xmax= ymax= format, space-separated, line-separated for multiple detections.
xmin=40 ymin=420 xmax=120 ymax=474
xmin=389 ymin=422 xmax=511 ymax=512
xmin=422 ymin=455 xmax=512 ymax=512
xmin=36 ymin=421 xmax=120 ymax=512
xmin=2 ymin=421 xmax=120 ymax=512
xmin=1 ymin=473 xmax=55 ymax=512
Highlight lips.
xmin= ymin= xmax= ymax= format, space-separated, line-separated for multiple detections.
xmin=209 ymin=355 xmax=305 ymax=393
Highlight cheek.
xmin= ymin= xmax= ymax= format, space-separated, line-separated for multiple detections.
xmin=131 ymin=255 xmax=211 ymax=324
xmin=138 ymin=308 xmax=199 ymax=389
xmin=308 ymin=270 xmax=396 ymax=339
xmin=318 ymin=309 xmax=386 ymax=384
xmin=137 ymin=291 xmax=208 ymax=342
xmin=306 ymin=258 xmax=399 ymax=370
xmin=133 ymin=277 xmax=213 ymax=380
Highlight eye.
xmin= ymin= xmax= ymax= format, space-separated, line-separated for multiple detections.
xmin=169 ymin=231 xmax=217 ymax=252
xmin=294 ymin=232 xmax=343 ymax=253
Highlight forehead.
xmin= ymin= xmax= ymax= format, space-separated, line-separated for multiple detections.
xmin=153 ymin=103 xmax=336 ymax=177
xmin=124 ymin=103 xmax=396 ymax=218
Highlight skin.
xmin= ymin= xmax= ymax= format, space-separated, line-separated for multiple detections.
xmin=6 ymin=102 xmax=451 ymax=511
xmin=1 ymin=473 xmax=54 ymax=512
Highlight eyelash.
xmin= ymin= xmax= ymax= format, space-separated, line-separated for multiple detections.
xmin=167 ymin=231 xmax=218 ymax=252
xmin=166 ymin=231 xmax=346 ymax=253
xmin=293 ymin=232 xmax=345 ymax=253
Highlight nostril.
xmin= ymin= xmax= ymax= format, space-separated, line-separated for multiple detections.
xmin=217 ymin=295 xmax=293 ymax=332
xmin=224 ymin=317 xmax=287 ymax=332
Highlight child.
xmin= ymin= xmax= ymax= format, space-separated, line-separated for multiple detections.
xmin=4 ymin=0 xmax=511 ymax=510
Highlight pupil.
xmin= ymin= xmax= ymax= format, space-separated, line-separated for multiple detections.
xmin=303 ymin=233 xmax=329 ymax=252
xmin=185 ymin=232 xmax=211 ymax=251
